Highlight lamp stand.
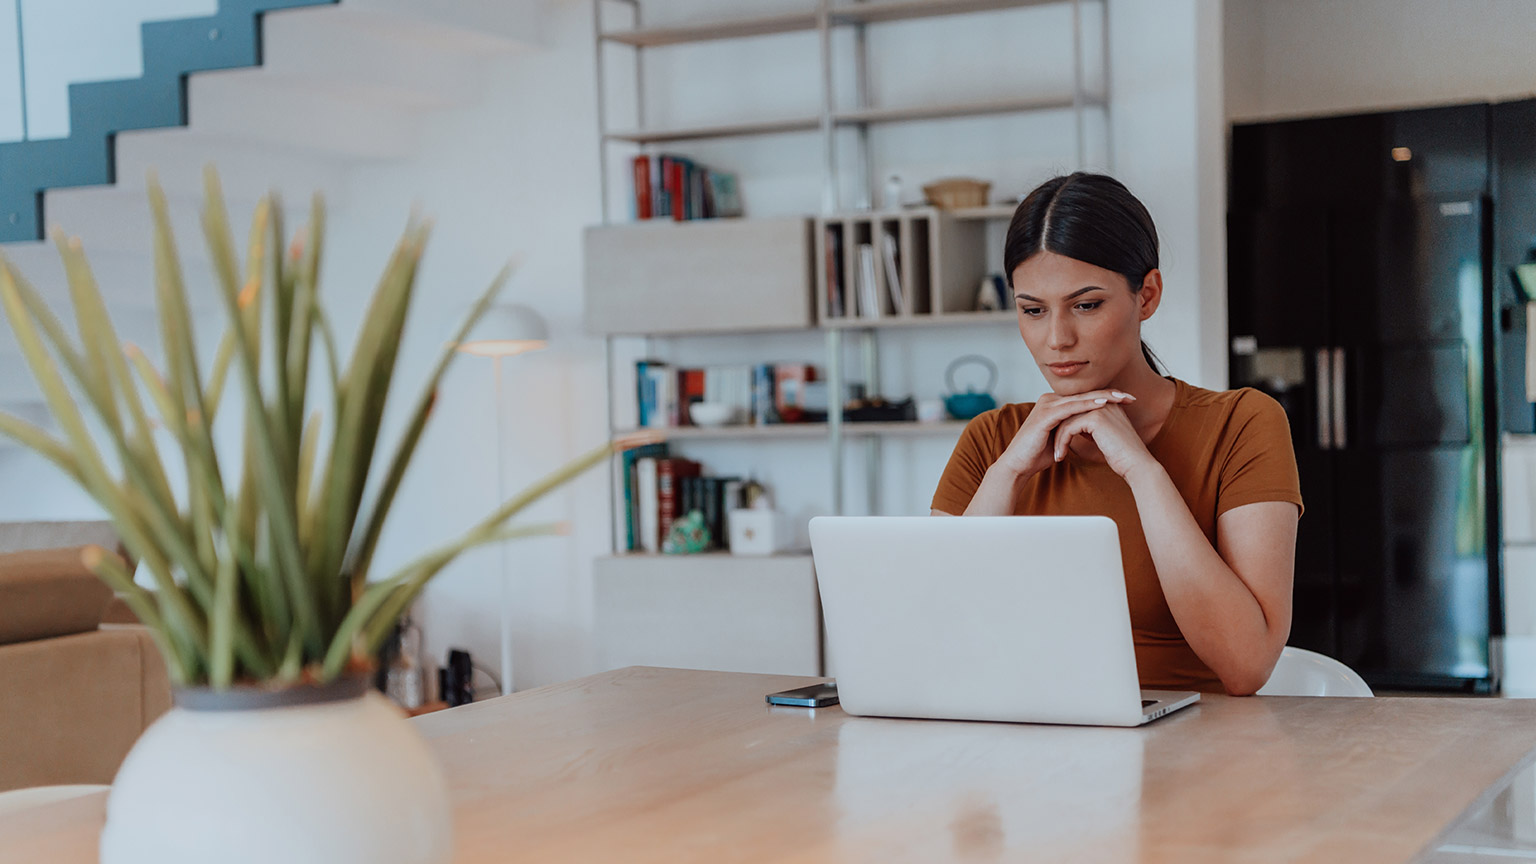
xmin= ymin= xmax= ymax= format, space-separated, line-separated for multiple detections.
xmin=495 ymin=354 xmax=513 ymax=696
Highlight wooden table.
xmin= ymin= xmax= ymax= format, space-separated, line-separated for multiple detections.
xmin=7 ymin=666 xmax=1536 ymax=863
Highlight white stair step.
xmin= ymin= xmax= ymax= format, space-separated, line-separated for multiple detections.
xmin=42 ymin=184 xmax=310 ymax=263
xmin=334 ymin=0 xmax=547 ymax=52
xmin=2 ymin=243 xmax=225 ymax=313
xmin=259 ymin=7 xmax=490 ymax=111
xmin=187 ymin=68 xmax=424 ymax=160
xmin=113 ymin=127 xmax=359 ymax=206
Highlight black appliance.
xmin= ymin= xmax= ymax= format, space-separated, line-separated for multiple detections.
xmin=1227 ymin=101 xmax=1536 ymax=692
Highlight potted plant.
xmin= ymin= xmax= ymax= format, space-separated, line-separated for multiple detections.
xmin=0 ymin=168 xmax=649 ymax=864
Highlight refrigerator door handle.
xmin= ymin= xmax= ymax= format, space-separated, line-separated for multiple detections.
xmin=1315 ymin=348 xmax=1333 ymax=450
xmin=1332 ymin=347 xmax=1347 ymax=450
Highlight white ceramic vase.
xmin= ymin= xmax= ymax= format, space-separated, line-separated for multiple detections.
xmin=99 ymin=676 xmax=453 ymax=864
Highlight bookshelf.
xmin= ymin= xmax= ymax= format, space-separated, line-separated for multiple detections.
xmin=586 ymin=0 xmax=1110 ymax=676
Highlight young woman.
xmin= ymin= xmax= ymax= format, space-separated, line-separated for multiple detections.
xmin=930 ymin=172 xmax=1302 ymax=695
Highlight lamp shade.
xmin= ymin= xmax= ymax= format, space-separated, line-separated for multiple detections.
xmin=455 ymin=304 xmax=549 ymax=357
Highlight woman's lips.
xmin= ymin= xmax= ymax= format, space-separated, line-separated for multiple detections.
xmin=1047 ymin=361 xmax=1088 ymax=376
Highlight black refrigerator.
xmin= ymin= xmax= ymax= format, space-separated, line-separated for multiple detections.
xmin=1228 ymin=102 xmax=1521 ymax=692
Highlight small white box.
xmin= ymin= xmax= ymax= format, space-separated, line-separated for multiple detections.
xmin=728 ymin=509 xmax=780 ymax=556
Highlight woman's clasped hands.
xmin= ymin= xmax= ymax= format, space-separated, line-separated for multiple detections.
xmin=995 ymin=389 xmax=1159 ymax=480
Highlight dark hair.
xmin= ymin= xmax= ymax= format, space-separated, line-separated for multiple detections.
xmin=1003 ymin=172 xmax=1163 ymax=373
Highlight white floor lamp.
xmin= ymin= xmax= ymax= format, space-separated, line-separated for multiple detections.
xmin=455 ymin=304 xmax=548 ymax=696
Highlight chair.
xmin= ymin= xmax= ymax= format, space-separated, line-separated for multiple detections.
xmin=1257 ymin=646 xmax=1374 ymax=697
xmin=0 ymin=784 xmax=108 ymax=818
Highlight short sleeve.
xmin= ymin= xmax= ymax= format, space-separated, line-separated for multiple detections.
xmin=1217 ymin=390 xmax=1304 ymax=518
xmin=930 ymin=409 xmax=1006 ymax=515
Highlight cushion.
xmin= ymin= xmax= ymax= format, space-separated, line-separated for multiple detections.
xmin=0 ymin=547 xmax=114 ymax=645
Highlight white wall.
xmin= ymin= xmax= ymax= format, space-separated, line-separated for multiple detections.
xmin=0 ymin=0 xmax=217 ymax=141
xmin=1225 ymin=0 xmax=1536 ymax=122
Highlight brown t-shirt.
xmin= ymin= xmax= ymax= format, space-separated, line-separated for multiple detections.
xmin=930 ymin=378 xmax=1303 ymax=692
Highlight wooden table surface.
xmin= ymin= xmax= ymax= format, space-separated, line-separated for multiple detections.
xmin=6 ymin=665 xmax=1536 ymax=863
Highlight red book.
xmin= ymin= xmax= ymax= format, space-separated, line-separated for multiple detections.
xmin=632 ymin=156 xmax=652 ymax=219
xmin=678 ymin=368 xmax=706 ymax=425
xmin=669 ymin=160 xmax=687 ymax=222
xmin=655 ymin=458 xmax=703 ymax=549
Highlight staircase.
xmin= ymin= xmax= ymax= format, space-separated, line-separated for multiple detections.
xmin=0 ymin=0 xmax=537 ymax=410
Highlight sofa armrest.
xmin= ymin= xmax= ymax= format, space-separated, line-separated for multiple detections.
xmin=0 ymin=627 xmax=171 ymax=792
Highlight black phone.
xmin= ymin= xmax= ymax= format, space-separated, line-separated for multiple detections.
xmin=766 ymin=682 xmax=838 ymax=708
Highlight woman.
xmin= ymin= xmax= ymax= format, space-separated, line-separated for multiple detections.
xmin=930 ymin=172 xmax=1302 ymax=695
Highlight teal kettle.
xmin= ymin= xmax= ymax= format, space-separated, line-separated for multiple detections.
xmin=944 ymin=355 xmax=998 ymax=420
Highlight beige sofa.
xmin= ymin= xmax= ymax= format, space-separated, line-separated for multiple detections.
xmin=0 ymin=522 xmax=170 ymax=792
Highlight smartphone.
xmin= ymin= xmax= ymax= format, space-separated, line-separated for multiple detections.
xmin=766 ymin=682 xmax=838 ymax=708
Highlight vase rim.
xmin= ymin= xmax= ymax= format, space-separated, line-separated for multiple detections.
xmin=173 ymin=672 xmax=371 ymax=712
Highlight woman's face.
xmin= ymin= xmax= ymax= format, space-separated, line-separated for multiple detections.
xmin=1010 ymin=251 xmax=1158 ymax=395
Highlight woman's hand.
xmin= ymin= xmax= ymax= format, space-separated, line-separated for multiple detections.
xmin=1051 ymin=402 xmax=1159 ymax=479
xmin=994 ymin=389 xmax=1137 ymax=479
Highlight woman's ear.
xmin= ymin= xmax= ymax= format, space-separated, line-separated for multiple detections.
xmin=1137 ymin=269 xmax=1163 ymax=321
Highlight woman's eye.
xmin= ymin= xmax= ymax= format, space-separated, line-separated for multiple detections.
xmin=1019 ymin=306 xmax=1045 ymax=318
xmin=1075 ymin=301 xmax=1103 ymax=312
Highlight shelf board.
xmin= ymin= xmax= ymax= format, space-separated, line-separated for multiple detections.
xmin=605 ymin=116 xmax=821 ymax=144
xmin=601 ymin=13 xmax=819 ymax=47
xmin=601 ymin=1 xmax=1074 ymax=47
xmin=600 ymin=551 xmax=814 ymax=562
xmin=950 ymin=204 xmax=1018 ymax=221
xmin=834 ymin=95 xmax=1102 ymax=127
xmin=614 ymin=420 xmax=971 ymax=441
xmin=830 ymin=0 xmax=1068 ymax=26
xmin=821 ymin=310 xmax=1018 ymax=329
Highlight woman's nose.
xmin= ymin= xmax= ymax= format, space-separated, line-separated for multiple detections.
xmin=1047 ymin=315 xmax=1076 ymax=350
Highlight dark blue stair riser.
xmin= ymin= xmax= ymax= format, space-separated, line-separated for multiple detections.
xmin=0 ymin=0 xmax=339 ymax=244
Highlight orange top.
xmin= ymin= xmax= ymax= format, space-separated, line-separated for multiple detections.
xmin=930 ymin=378 xmax=1303 ymax=692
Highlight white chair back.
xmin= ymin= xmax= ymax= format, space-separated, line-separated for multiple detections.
xmin=1257 ymin=646 xmax=1374 ymax=697
xmin=0 ymin=784 xmax=108 ymax=818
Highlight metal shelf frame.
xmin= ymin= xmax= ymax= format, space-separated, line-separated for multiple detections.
xmin=592 ymin=0 xmax=1111 ymax=542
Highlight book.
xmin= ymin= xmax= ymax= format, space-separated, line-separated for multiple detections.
xmin=621 ymin=442 xmax=668 ymax=551
xmin=669 ymin=159 xmax=687 ymax=222
xmin=752 ymin=363 xmax=779 ymax=425
xmin=635 ymin=360 xmax=676 ymax=428
xmin=635 ymin=457 xmax=660 ymax=553
xmin=825 ymin=226 xmax=845 ymax=318
xmin=857 ymin=243 xmax=881 ymax=319
xmin=880 ymin=229 xmax=905 ymax=315
xmin=655 ymin=458 xmax=703 ymax=551
xmin=632 ymin=155 xmax=652 ymax=220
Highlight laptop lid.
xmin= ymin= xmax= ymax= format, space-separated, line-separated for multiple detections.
xmin=809 ymin=515 xmax=1149 ymax=727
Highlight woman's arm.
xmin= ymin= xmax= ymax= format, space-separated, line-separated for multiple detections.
xmin=1053 ymin=404 xmax=1298 ymax=694
xmin=1124 ymin=460 xmax=1297 ymax=695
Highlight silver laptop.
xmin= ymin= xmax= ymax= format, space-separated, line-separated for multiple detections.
xmin=808 ymin=515 xmax=1199 ymax=727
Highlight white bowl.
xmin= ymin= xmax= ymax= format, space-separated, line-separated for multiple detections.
xmin=688 ymin=402 xmax=734 ymax=427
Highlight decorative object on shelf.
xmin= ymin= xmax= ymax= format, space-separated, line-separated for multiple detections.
xmin=844 ymin=396 xmax=916 ymax=422
xmin=922 ymin=177 xmax=992 ymax=210
xmin=663 ymin=511 xmax=712 ymax=554
xmin=0 ymin=168 xmax=654 ymax=864
xmin=454 ymin=301 xmax=549 ymax=697
xmin=975 ymin=273 xmax=1009 ymax=311
xmin=916 ymin=398 xmax=946 ymax=424
xmin=883 ymin=173 xmax=903 ymax=210
xmin=728 ymin=508 xmax=781 ymax=556
xmin=688 ymin=401 xmax=733 ymax=427
xmin=944 ymin=355 xmax=1000 ymax=420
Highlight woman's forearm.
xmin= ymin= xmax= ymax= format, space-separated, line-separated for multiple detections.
xmin=963 ymin=464 xmax=1031 ymax=515
xmin=1122 ymin=461 xmax=1282 ymax=694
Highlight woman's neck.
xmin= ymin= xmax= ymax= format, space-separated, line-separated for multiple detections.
xmin=1106 ymin=360 xmax=1177 ymax=442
